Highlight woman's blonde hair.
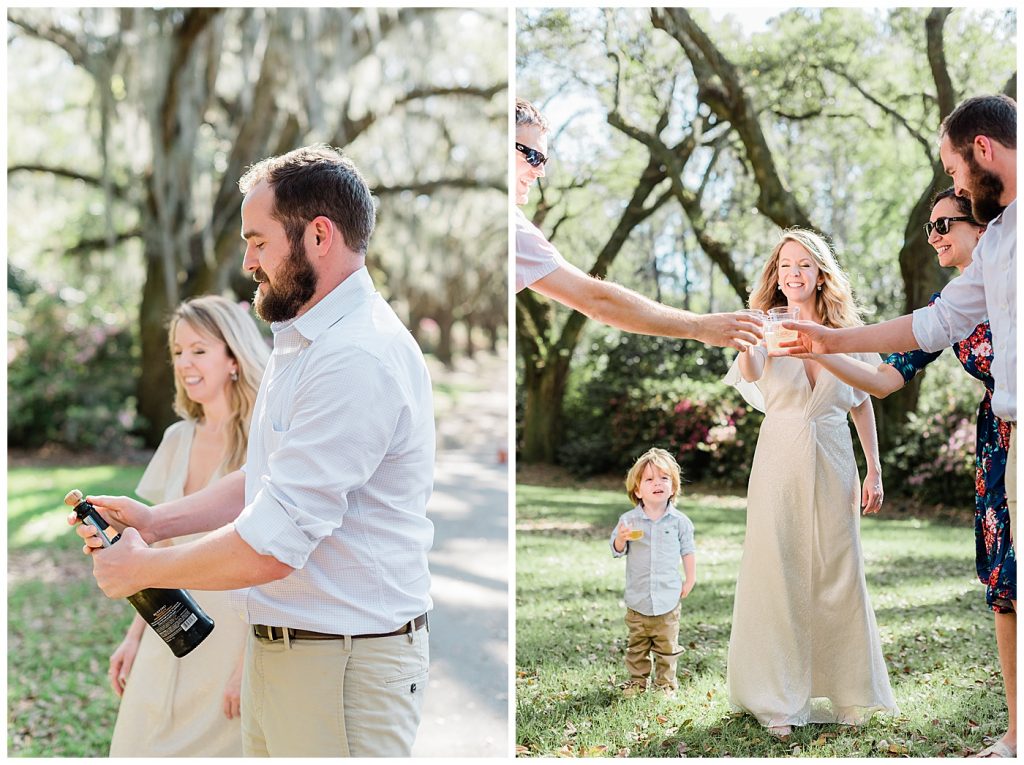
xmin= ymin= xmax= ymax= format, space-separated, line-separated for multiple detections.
xmin=168 ymin=295 xmax=269 ymax=473
xmin=748 ymin=228 xmax=865 ymax=329
xmin=625 ymin=448 xmax=682 ymax=505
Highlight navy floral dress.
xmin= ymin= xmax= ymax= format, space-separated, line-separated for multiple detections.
xmin=885 ymin=292 xmax=1015 ymax=613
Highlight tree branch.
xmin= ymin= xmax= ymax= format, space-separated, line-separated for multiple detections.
xmin=63 ymin=228 xmax=144 ymax=257
xmin=395 ymin=83 xmax=506 ymax=105
xmin=8 ymin=14 xmax=88 ymax=67
xmin=651 ymin=7 xmax=814 ymax=230
xmin=7 ymin=164 xmax=130 ymax=198
xmin=826 ymin=65 xmax=934 ymax=159
xmin=925 ymin=8 xmax=956 ymax=120
xmin=373 ymin=177 xmax=505 ymax=196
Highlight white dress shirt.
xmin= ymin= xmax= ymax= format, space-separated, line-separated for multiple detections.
xmin=231 ymin=267 xmax=435 ymax=634
xmin=912 ymin=198 xmax=1016 ymax=421
xmin=515 ymin=207 xmax=567 ymax=292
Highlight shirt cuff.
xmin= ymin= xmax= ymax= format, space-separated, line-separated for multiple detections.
xmin=911 ymin=305 xmax=952 ymax=353
xmin=233 ymin=487 xmax=318 ymax=570
xmin=610 ymin=540 xmax=627 ymax=557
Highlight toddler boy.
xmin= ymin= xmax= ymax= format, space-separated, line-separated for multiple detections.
xmin=610 ymin=448 xmax=696 ymax=696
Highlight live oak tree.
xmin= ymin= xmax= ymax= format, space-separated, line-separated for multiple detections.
xmin=516 ymin=7 xmax=1015 ymax=462
xmin=9 ymin=8 xmax=505 ymax=444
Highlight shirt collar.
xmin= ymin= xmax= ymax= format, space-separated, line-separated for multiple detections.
xmin=271 ymin=266 xmax=375 ymax=344
xmin=989 ymin=197 xmax=1017 ymax=228
xmin=633 ymin=502 xmax=681 ymax=520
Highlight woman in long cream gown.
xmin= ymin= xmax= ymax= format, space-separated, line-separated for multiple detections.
xmin=725 ymin=229 xmax=898 ymax=737
xmin=107 ymin=296 xmax=268 ymax=756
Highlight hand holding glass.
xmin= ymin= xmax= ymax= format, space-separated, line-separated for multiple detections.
xmin=765 ymin=307 xmax=800 ymax=353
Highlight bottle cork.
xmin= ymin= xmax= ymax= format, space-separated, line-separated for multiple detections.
xmin=64 ymin=489 xmax=85 ymax=507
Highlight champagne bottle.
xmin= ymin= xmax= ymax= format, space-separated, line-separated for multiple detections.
xmin=64 ymin=489 xmax=215 ymax=658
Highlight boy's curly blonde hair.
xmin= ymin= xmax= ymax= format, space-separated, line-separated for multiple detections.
xmin=625 ymin=448 xmax=682 ymax=504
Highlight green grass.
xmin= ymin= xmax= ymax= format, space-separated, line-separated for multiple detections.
xmin=515 ymin=483 xmax=1007 ymax=758
xmin=8 ymin=464 xmax=145 ymax=756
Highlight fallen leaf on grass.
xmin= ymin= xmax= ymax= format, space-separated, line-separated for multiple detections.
xmin=515 ymin=745 xmax=531 ymax=755
xmin=656 ymin=715 xmax=669 ymax=724
xmin=583 ymin=745 xmax=607 ymax=757
xmin=614 ymin=748 xmax=630 ymax=758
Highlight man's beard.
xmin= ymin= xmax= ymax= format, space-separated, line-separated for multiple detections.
xmin=964 ymin=153 xmax=1006 ymax=225
xmin=253 ymin=239 xmax=318 ymax=322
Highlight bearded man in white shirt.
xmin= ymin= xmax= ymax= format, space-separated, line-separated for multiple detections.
xmin=774 ymin=94 xmax=1017 ymax=540
xmin=72 ymin=145 xmax=434 ymax=757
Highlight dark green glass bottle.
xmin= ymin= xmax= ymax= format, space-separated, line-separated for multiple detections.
xmin=65 ymin=489 xmax=215 ymax=658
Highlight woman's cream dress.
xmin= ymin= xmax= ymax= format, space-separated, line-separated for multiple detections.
xmin=724 ymin=349 xmax=898 ymax=727
xmin=109 ymin=420 xmax=246 ymax=756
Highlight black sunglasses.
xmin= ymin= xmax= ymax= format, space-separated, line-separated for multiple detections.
xmin=924 ymin=216 xmax=975 ymax=237
xmin=516 ymin=142 xmax=548 ymax=168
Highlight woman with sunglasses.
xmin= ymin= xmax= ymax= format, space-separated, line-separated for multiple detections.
xmin=800 ymin=188 xmax=1016 ymax=758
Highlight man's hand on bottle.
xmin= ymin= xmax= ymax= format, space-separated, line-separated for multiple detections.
xmin=66 ymin=495 xmax=157 ymax=544
xmin=76 ymin=525 xmax=151 ymax=598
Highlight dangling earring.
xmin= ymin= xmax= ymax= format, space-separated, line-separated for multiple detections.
xmin=230 ymin=370 xmax=239 ymax=382
xmin=817 ymin=284 xmax=822 ymax=292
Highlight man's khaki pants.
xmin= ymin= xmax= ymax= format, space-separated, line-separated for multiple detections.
xmin=625 ymin=605 xmax=682 ymax=690
xmin=1007 ymin=424 xmax=1016 ymax=544
xmin=241 ymin=626 xmax=429 ymax=757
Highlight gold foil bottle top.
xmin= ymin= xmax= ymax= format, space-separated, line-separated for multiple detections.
xmin=64 ymin=489 xmax=85 ymax=507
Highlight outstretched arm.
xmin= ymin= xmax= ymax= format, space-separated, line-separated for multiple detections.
xmin=849 ymin=399 xmax=884 ymax=515
xmin=811 ymin=354 xmax=906 ymax=399
xmin=531 ymin=262 xmax=761 ymax=350
xmin=774 ymin=315 xmax=920 ymax=356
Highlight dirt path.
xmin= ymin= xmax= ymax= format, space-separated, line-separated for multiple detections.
xmin=413 ymin=349 xmax=509 ymax=757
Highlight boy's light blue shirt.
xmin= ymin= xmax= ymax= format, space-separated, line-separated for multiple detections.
xmin=610 ymin=503 xmax=696 ymax=617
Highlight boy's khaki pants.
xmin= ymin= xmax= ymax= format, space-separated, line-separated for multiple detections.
xmin=625 ymin=605 xmax=681 ymax=690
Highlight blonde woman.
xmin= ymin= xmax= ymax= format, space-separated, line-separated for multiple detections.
xmin=724 ymin=229 xmax=898 ymax=737
xmin=107 ymin=295 xmax=269 ymax=756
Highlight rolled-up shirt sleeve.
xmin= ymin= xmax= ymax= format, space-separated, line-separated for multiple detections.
xmin=678 ymin=515 xmax=696 ymax=557
xmin=912 ymin=258 xmax=987 ymax=352
xmin=234 ymin=346 xmax=403 ymax=569
xmin=516 ymin=209 xmax=567 ymax=292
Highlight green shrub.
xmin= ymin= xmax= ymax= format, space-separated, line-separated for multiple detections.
xmin=551 ymin=331 xmax=976 ymax=504
xmin=8 ymin=279 xmax=141 ymax=452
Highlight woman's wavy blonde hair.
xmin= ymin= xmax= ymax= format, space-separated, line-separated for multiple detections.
xmin=169 ymin=295 xmax=269 ymax=474
xmin=749 ymin=228 xmax=865 ymax=329
xmin=625 ymin=448 xmax=682 ymax=505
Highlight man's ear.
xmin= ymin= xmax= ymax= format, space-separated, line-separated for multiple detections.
xmin=974 ymin=135 xmax=996 ymax=163
xmin=310 ymin=216 xmax=333 ymax=252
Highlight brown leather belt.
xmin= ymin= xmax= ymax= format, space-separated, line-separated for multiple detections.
xmin=253 ymin=613 xmax=428 ymax=642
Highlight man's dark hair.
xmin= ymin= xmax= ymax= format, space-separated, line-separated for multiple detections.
xmin=940 ymin=94 xmax=1017 ymax=157
xmin=930 ymin=186 xmax=980 ymax=224
xmin=238 ymin=144 xmax=376 ymax=255
xmin=516 ymin=97 xmax=549 ymax=132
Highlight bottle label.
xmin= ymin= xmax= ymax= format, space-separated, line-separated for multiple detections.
xmin=149 ymin=602 xmax=199 ymax=643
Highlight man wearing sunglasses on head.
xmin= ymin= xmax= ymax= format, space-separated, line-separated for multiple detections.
xmin=515 ymin=97 xmax=762 ymax=352
xmin=773 ymin=94 xmax=1017 ymax=540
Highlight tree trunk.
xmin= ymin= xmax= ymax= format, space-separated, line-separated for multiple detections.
xmin=519 ymin=351 xmax=572 ymax=464
xmin=436 ymin=311 xmax=455 ymax=369
xmin=137 ymin=246 xmax=178 ymax=444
